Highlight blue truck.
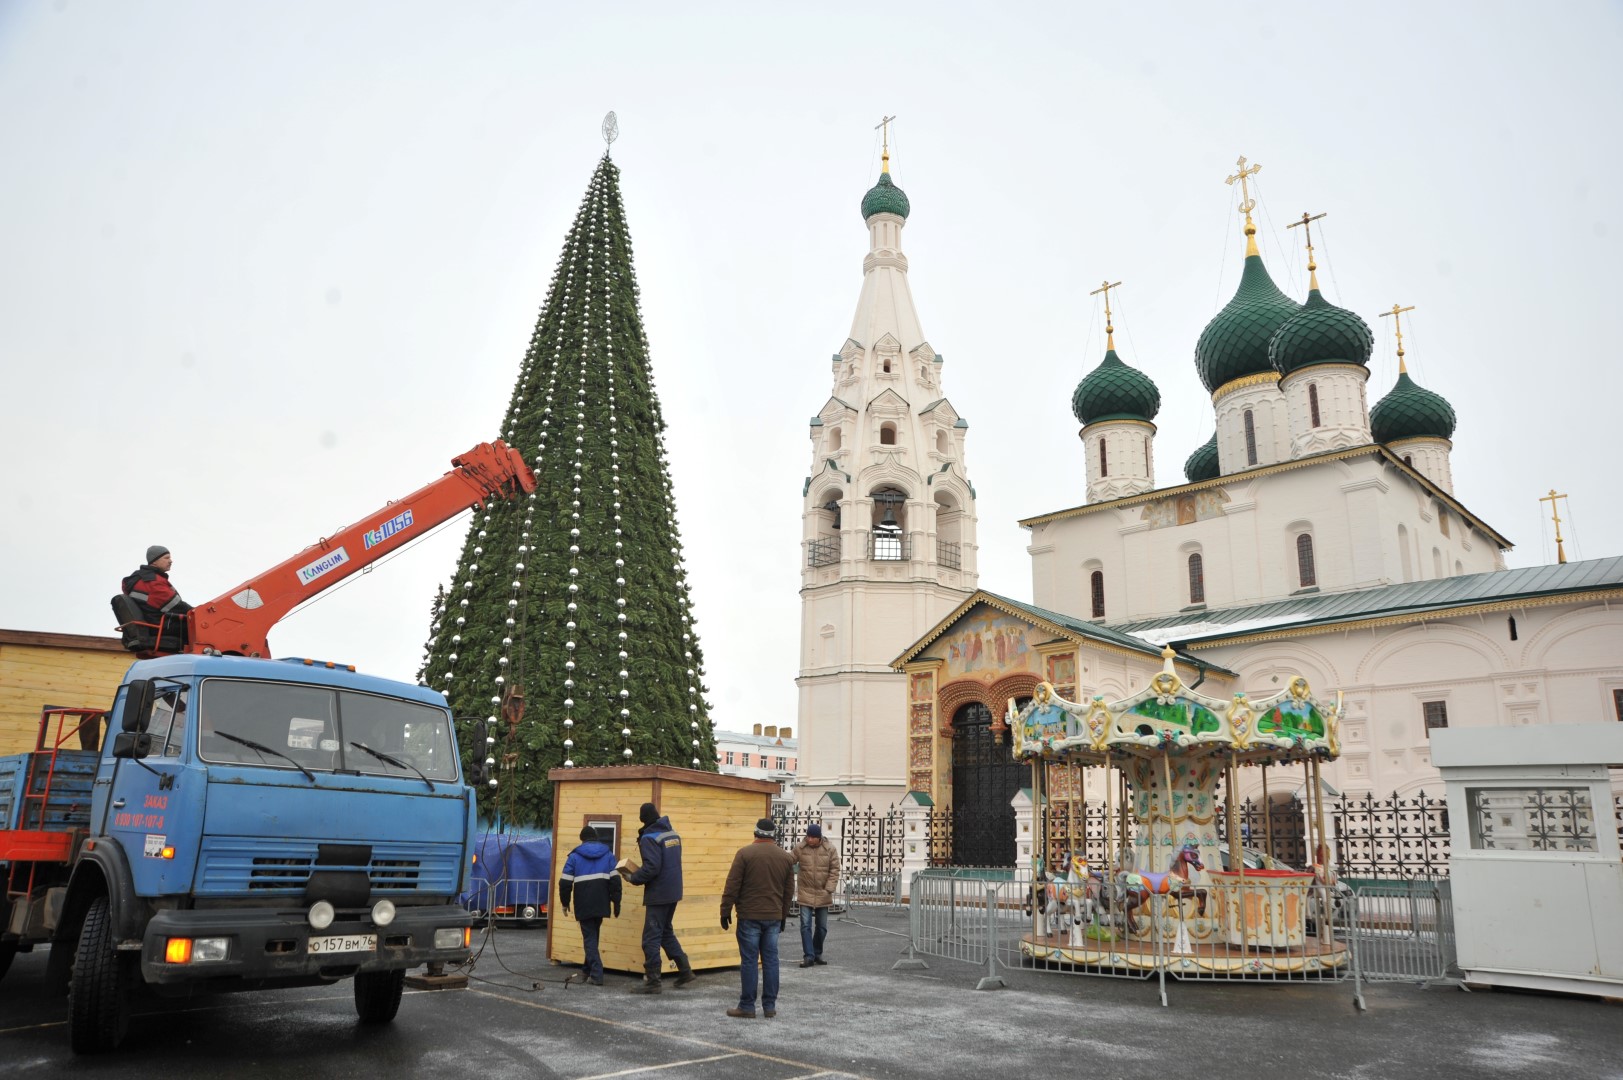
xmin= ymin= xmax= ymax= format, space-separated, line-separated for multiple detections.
xmin=0 ymin=656 xmax=479 ymax=1053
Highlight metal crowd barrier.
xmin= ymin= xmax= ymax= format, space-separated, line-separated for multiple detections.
xmin=908 ymin=869 xmax=1358 ymax=1006
xmin=1350 ymin=878 xmax=1457 ymax=1010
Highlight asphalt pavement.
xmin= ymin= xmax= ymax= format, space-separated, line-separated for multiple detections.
xmin=3 ymin=907 xmax=1620 ymax=1079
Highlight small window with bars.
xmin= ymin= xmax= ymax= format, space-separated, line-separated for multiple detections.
xmin=1423 ymin=700 xmax=1449 ymax=736
xmin=1187 ymin=553 xmax=1205 ymax=605
xmin=1090 ymin=570 xmax=1105 ymax=619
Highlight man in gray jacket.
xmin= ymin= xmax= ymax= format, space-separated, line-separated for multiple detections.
xmin=719 ymin=818 xmax=796 ymax=1019
xmin=791 ymin=823 xmax=841 ymax=967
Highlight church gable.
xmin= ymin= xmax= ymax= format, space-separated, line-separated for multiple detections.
xmin=866 ymin=387 xmax=910 ymax=416
xmin=816 ymin=396 xmax=858 ymax=426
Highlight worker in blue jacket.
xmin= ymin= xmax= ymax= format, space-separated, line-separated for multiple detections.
xmin=625 ymin=802 xmax=697 ymax=994
xmin=558 ymin=826 xmax=622 ymax=986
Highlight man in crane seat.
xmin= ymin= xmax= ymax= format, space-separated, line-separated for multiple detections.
xmin=120 ymin=545 xmax=190 ymax=649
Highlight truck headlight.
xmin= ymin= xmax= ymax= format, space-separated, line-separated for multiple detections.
xmin=434 ymin=928 xmax=464 ymax=950
xmin=193 ymin=937 xmax=230 ymax=962
xmin=371 ymin=900 xmax=396 ymax=927
xmin=309 ymin=900 xmax=335 ymax=930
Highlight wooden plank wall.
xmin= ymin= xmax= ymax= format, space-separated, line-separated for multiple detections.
xmin=0 ymin=637 xmax=130 ymax=754
xmin=551 ymin=777 xmax=772 ymax=975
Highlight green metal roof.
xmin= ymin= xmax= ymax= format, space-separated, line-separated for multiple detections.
xmin=1106 ymin=556 xmax=1623 ymax=646
xmin=861 ymin=172 xmax=911 ymax=221
xmin=1195 ymin=253 xmax=1300 ymax=393
xmin=959 ymin=591 xmax=1238 ymax=677
xmin=1371 ymin=370 xmax=1456 ymax=442
xmin=1072 ymin=349 xmax=1161 ymax=425
xmin=1268 ymin=289 xmax=1374 ymax=377
xmin=1183 ymin=432 xmax=1220 ymax=482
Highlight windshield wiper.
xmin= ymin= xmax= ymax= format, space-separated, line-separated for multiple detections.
xmin=213 ymin=730 xmax=316 ymax=783
xmin=349 ymin=741 xmax=435 ymax=791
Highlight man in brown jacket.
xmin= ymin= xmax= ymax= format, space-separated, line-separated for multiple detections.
xmin=791 ymin=823 xmax=841 ymax=967
xmin=719 ymin=817 xmax=796 ymax=1019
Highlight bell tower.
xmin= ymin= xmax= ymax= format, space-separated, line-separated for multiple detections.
xmin=796 ymin=129 xmax=978 ymax=807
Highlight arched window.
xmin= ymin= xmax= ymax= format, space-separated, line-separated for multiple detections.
xmin=1188 ymin=553 xmax=1205 ymax=605
xmin=1432 ymin=547 xmax=1444 ymax=578
xmin=1398 ymin=524 xmax=1413 ymax=582
xmin=936 ymin=430 xmax=949 ymax=454
xmin=1296 ymin=533 xmax=1317 ymax=588
xmin=1090 ymin=571 xmax=1105 ymax=619
xmin=1244 ymin=410 xmax=1258 ymax=466
xmin=1308 ymin=383 xmax=1322 ymax=428
xmin=1404 ymin=454 xmax=1413 ymax=467
xmin=882 ymin=357 xmax=892 ymax=374
xmin=828 ymin=427 xmax=842 ymax=453
xmin=880 ymin=423 xmax=897 ymax=446
xmin=1099 ymin=437 xmax=1109 ymax=477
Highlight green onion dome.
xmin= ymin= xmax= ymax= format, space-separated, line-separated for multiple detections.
xmin=1194 ymin=254 xmax=1301 ymax=393
xmin=1184 ymin=432 xmax=1220 ymax=483
xmin=1371 ymin=370 xmax=1456 ymax=442
xmin=861 ymin=172 xmax=911 ymax=221
xmin=1071 ymin=349 xmax=1161 ymax=426
xmin=1268 ymin=289 xmax=1374 ymax=377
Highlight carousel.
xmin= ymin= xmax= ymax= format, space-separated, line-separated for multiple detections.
xmin=1011 ymin=646 xmax=1349 ymax=976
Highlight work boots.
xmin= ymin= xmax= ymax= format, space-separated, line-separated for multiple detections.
xmin=628 ymin=961 xmax=664 ymax=994
xmin=673 ymin=958 xmax=697 ymax=988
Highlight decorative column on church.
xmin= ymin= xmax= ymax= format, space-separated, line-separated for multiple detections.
xmin=896 ymin=790 xmax=935 ymax=900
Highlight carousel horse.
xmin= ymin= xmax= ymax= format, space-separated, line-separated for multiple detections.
xmin=1040 ymin=852 xmax=1104 ymax=944
xmin=1118 ymin=843 xmax=1207 ymax=934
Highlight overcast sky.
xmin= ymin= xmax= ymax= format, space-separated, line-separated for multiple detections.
xmin=3 ymin=2 xmax=1619 ymax=732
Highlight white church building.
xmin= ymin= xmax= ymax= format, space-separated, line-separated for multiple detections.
xmin=796 ymin=149 xmax=1623 ymax=867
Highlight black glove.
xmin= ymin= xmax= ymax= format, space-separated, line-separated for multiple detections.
xmin=561 ymin=906 xmax=570 ymax=917
xmin=779 ymin=918 xmax=787 ymax=933
xmin=613 ymin=905 xmax=621 ymax=918
xmin=721 ymin=913 xmax=731 ymax=931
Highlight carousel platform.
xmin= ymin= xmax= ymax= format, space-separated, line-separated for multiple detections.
xmin=1019 ymin=930 xmax=1351 ymax=976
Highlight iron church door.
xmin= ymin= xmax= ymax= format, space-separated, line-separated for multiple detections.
xmin=950 ymin=701 xmax=1025 ymax=866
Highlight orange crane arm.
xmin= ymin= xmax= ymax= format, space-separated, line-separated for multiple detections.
xmin=187 ymin=440 xmax=536 ymax=658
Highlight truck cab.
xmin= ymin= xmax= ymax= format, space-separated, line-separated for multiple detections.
xmin=54 ymin=655 xmax=476 ymax=1050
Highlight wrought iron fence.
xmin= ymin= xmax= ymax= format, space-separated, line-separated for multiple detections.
xmin=807 ymin=536 xmax=840 ymax=568
xmin=1033 ymin=791 xmax=1455 ymax=878
xmin=772 ymin=803 xmax=905 ymax=906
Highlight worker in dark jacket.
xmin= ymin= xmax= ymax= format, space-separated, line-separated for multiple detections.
xmin=624 ymin=802 xmax=696 ymax=994
xmin=559 ymin=826 xmax=622 ymax=986
xmin=122 ymin=546 xmax=191 ymax=646
xmin=719 ymin=817 xmax=796 ymax=1019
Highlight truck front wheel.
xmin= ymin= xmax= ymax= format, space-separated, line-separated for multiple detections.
xmin=353 ymin=968 xmax=405 ymax=1023
xmin=0 ymin=941 xmax=15 ymax=983
xmin=69 ymin=896 xmax=131 ymax=1053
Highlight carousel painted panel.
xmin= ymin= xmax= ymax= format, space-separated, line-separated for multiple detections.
xmin=1207 ymin=869 xmax=1315 ymax=949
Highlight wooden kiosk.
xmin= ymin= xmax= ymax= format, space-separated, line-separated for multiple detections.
xmin=547 ymin=764 xmax=779 ymax=975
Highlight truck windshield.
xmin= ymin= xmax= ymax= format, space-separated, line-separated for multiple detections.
xmin=197 ymin=679 xmax=461 ymax=782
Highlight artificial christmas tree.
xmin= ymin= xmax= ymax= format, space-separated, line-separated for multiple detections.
xmin=422 ymin=147 xmax=715 ymax=828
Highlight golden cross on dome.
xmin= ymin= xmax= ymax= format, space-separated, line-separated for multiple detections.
xmin=1287 ymin=210 xmax=1327 ymax=290
xmin=1379 ymin=303 xmax=1417 ymax=373
xmin=1089 ymin=279 xmax=1123 ymax=350
xmin=1539 ymin=489 xmax=1570 ymax=564
xmin=875 ymin=114 xmax=896 ymax=173
xmin=1225 ymin=155 xmax=1263 ymax=254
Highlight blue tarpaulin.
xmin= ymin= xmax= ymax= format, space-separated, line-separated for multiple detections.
xmin=461 ymin=831 xmax=553 ymax=919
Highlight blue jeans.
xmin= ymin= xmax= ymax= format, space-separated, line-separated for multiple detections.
xmin=799 ymin=905 xmax=829 ymax=959
xmin=579 ymin=917 xmax=603 ymax=980
xmin=735 ymin=919 xmax=780 ymax=1013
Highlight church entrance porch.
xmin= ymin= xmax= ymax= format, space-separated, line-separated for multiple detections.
xmin=949 ymin=701 xmax=1024 ymax=866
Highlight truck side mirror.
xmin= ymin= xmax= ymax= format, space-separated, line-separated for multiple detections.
xmin=121 ymin=679 xmax=155 ymax=733
xmin=112 ymin=731 xmax=154 ymax=759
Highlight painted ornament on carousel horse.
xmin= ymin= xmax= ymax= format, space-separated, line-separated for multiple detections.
xmin=1118 ymin=842 xmax=1207 ymax=935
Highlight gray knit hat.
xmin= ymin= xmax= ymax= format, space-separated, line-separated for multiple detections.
xmin=146 ymin=545 xmax=170 ymax=564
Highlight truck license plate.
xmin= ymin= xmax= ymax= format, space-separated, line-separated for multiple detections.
xmin=309 ymin=933 xmax=377 ymax=955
